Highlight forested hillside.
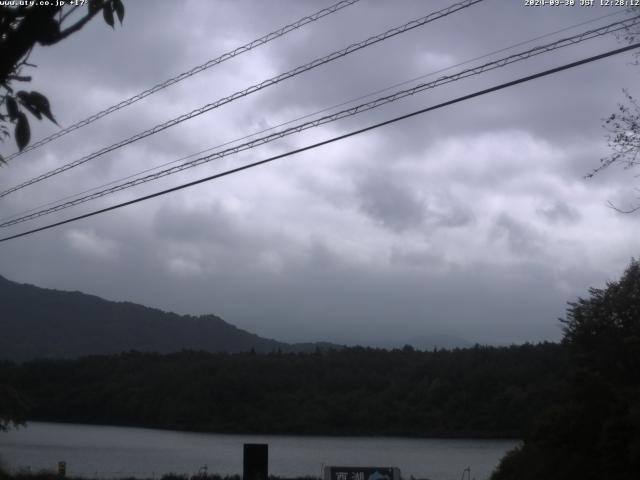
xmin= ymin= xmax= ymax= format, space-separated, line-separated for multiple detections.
xmin=0 ymin=275 xmax=314 ymax=360
xmin=0 ymin=343 xmax=567 ymax=438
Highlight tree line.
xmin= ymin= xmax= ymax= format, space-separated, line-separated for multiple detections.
xmin=0 ymin=342 xmax=567 ymax=439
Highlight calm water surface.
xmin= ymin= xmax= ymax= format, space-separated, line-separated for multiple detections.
xmin=0 ymin=422 xmax=518 ymax=480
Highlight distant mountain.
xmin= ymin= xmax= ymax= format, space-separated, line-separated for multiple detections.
xmin=0 ymin=275 xmax=327 ymax=361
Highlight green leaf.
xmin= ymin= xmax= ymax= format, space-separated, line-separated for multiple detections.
xmin=103 ymin=3 xmax=114 ymax=28
xmin=15 ymin=112 xmax=30 ymax=151
xmin=113 ymin=0 xmax=124 ymax=24
xmin=28 ymin=91 xmax=57 ymax=125
xmin=6 ymin=96 xmax=19 ymax=120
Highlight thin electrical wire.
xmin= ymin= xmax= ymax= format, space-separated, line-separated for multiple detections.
xmin=3 ymin=0 xmax=362 ymax=161
xmin=1 ymin=8 xmax=625 ymax=224
xmin=0 ymin=0 xmax=485 ymax=199
xmin=1 ymin=41 xmax=638 ymax=244
xmin=2 ymin=14 xmax=638 ymax=228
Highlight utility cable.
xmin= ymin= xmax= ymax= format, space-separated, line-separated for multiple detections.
xmin=1 ymin=15 xmax=637 ymax=228
xmin=1 ymin=41 xmax=638 ymax=244
xmin=2 ymin=0 xmax=362 ymax=161
xmin=0 ymin=0 xmax=484 ymax=198
xmin=0 ymin=8 xmax=625 ymax=225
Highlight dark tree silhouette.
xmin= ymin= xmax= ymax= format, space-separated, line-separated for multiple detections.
xmin=492 ymin=259 xmax=640 ymax=480
xmin=0 ymin=384 xmax=30 ymax=432
xmin=0 ymin=0 xmax=124 ymax=162
xmin=562 ymin=259 xmax=640 ymax=380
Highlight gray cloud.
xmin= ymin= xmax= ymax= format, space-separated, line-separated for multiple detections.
xmin=536 ymin=201 xmax=581 ymax=224
xmin=356 ymin=173 xmax=426 ymax=232
xmin=492 ymin=213 xmax=543 ymax=257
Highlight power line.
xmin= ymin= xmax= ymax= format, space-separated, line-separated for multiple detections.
xmin=0 ymin=0 xmax=485 ymax=199
xmin=2 ymin=14 xmax=637 ymax=228
xmin=1 ymin=8 xmax=625 ymax=225
xmin=3 ymin=14 xmax=635 ymax=227
xmin=2 ymin=0 xmax=362 ymax=161
xmin=1 ymin=41 xmax=638 ymax=244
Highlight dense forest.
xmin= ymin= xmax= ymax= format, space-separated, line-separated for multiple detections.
xmin=0 ymin=343 xmax=566 ymax=439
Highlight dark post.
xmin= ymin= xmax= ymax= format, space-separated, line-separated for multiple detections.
xmin=57 ymin=462 xmax=66 ymax=477
xmin=243 ymin=443 xmax=268 ymax=480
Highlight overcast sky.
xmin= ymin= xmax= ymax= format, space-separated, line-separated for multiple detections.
xmin=1 ymin=0 xmax=639 ymax=347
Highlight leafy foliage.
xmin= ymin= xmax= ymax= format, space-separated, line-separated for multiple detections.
xmin=0 ymin=0 xmax=125 ymax=163
xmin=491 ymin=259 xmax=640 ymax=480
xmin=562 ymin=259 xmax=640 ymax=380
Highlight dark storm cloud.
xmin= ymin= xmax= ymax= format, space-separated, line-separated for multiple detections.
xmin=492 ymin=213 xmax=543 ymax=257
xmin=355 ymin=170 xmax=475 ymax=233
xmin=1 ymin=0 xmax=639 ymax=346
xmin=356 ymin=172 xmax=426 ymax=232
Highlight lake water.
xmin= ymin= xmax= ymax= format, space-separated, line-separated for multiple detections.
xmin=0 ymin=422 xmax=518 ymax=480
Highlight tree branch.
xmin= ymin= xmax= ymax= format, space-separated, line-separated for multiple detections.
xmin=0 ymin=7 xmax=59 ymax=83
xmin=59 ymin=4 xmax=80 ymax=24
xmin=56 ymin=1 xmax=107 ymax=42
xmin=6 ymin=74 xmax=31 ymax=82
xmin=607 ymin=199 xmax=640 ymax=214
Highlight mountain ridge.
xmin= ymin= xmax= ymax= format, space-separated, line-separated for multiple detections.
xmin=0 ymin=274 xmax=331 ymax=361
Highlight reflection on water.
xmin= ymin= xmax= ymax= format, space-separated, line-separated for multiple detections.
xmin=0 ymin=422 xmax=518 ymax=480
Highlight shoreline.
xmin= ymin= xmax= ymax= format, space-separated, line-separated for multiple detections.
xmin=15 ymin=419 xmax=522 ymax=442
xmin=16 ymin=419 xmax=523 ymax=441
